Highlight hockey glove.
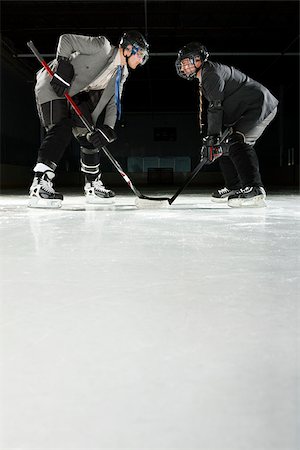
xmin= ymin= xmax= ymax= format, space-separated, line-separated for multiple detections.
xmin=201 ymin=135 xmax=223 ymax=164
xmin=50 ymin=57 xmax=74 ymax=97
xmin=86 ymin=125 xmax=117 ymax=149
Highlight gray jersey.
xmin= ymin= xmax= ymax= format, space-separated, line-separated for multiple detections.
xmin=35 ymin=34 xmax=128 ymax=128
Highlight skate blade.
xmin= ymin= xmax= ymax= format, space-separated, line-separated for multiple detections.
xmin=28 ymin=197 xmax=62 ymax=209
xmin=228 ymin=196 xmax=267 ymax=208
xmin=85 ymin=196 xmax=115 ymax=205
xmin=211 ymin=197 xmax=229 ymax=203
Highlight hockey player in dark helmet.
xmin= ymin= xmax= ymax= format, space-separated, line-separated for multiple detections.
xmin=175 ymin=42 xmax=209 ymax=80
xmin=176 ymin=42 xmax=278 ymax=208
xmin=29 ymin=30 xmax=149 ymax=208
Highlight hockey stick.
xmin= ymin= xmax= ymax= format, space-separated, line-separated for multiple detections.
xmin=167 ymin=126 xmax=232 ymax=205
xmin=168 ymin=158 xmax=208 ymax=205
xmin=27 ymin=40 xmax=170 ymax=202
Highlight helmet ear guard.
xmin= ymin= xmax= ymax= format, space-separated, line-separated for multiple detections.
xmin=175 ymin=42 xmax=209 ymax=80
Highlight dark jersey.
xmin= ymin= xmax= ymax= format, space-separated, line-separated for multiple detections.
xmin=201 ymin=61 xmax=278 ymax=135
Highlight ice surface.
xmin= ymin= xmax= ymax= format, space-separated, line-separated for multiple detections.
xmin=0 ymin=189 xmax=299 ymax=449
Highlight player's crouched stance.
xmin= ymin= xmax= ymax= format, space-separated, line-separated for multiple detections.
xmin=29 ymin=30 xmax=149 ymax=208
xmin=175 ymin=42 xmax=278 ymax=208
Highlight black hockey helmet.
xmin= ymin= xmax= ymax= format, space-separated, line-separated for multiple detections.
xmin=119 ymin=30 xmax=149 ymax=65
xmin=175 ymin=42 xmax=209 ymax=80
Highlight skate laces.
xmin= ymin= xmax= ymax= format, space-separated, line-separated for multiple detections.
xmin=240 ymin=186 xmax=265 ymax=196
xmin=241 ymin=186 xmax=253 ymax=194
xmin=92 ymin=177 xmax=107 ymax=192
xmin=219 ymin=187 xmax=230 ymax=195
xmin=38 ymin=172 xmax=55 ymax=194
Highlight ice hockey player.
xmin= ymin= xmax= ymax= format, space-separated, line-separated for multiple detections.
xmin=29 ymin=31 xmax=149 ymax=208
xmin=175 ymin=42 xmax=278 ymax=207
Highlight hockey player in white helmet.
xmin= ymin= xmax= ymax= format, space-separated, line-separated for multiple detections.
xmin=29 ymin=31 xmax=149 ymax=208
xmin=176 ymin=42 xmax=278 ymax=207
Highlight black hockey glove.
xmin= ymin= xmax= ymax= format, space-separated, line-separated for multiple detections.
xmin=201 ymin=135 xmax=223 ymax=164
xmin=50 ymin=57 xmax=74 ymax=97
xmin=86 ymin=125 xmax=117 ymax=149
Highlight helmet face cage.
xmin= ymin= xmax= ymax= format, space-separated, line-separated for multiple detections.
xmin=130 ymin=43 xmax=149 ymax=65
xmin=120 ymin=31 xmax=149 ymax=65
xmin=175 ymin=43 xmax=209 ymax=80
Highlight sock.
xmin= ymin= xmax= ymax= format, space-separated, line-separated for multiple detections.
xmin=33 ymin=163 xmax=54 ymax=173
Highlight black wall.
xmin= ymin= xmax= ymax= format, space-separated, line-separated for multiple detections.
xmin=1 ymin=0 xmax=299 ymax=187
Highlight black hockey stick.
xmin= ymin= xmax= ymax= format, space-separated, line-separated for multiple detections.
xmin=27 ymin=40 xmax=170 ymax=202
xmin=168 ymin=158 xmax=208 ymax=205
xmin=167 ymin=126 xmax=232 ymax=204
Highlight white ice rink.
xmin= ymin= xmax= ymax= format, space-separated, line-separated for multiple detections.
xmin=0 ymin=189 xmax=299 ymax=450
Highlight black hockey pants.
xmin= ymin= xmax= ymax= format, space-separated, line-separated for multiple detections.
xmin=219 ymin=144 xmax=262 ymax=189
xmin=37 ymin=91 xmax=104 ymax=176
xmin=219 ymin=108 xmax=277 ymax=189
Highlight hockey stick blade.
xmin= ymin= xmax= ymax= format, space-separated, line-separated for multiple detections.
xmin=139 ymin=194 xmax=170 ymax=201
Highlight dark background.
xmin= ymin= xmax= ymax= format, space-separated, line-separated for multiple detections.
xmin=1 ymin=0 xmax=299 ymax=188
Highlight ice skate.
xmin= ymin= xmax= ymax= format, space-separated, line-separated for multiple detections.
xmin=228 ymin=186 xmax=267 ymax=208
xmin=84 ymin=175 xmax=115 ymax=204
xmin=211 ymin=186 xmax=240 ymax=203
xmin=28 ymin=171 xmax=63 ymax=208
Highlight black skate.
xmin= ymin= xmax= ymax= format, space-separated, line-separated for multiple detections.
xmin=211 ymin=186 xmax=240 ymax=203
xmin=228 ymin=186 xmax=267 ymax=208
xmin=28 ymin=171 xmax=63 ymax=208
